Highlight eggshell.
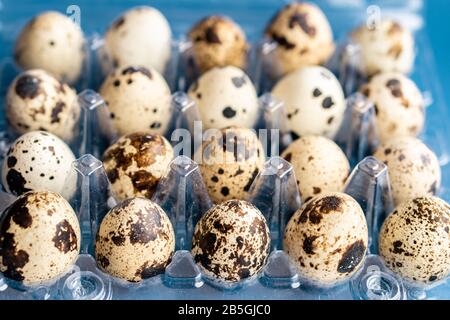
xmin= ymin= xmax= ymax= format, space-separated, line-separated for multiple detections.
xmin=271 ymin=66 xmax=346 ymax=139
xmin=284 ymin=192 xmax=368 ymax=286
xmin=1 ymin=131 xmax=77 ymax=200
xmin=188 ymin=15 xmax=248 ymax=73
xmin=264 ymin=2 xmax=335 ymax=76
xmin=103 ymin=132 xmax=174 ymax=201
xmin=6 ymin=69 xmax=80 ymax=142
xmin=0 ymin=191 xmax=80 ymax=285
xmin=191 ymin=199 xmax=270 ymax=282
xmin=281 ymin=135 xmax=350 ymax=202
xmin=14 ymin=11 xmax=85 ymax=84
xmin=361 ymin=72 xmax=424 ymax=143
xmin=95 ymin=197 xmax=175 ymax=282
xmin=188 ymin=66 xmax=259 ymax=130
xmin=196 ymin=127 xmax=265 ymax=204
xmin=379 ymin=197 xmax=450 ymax=285
xmin=373 ymin=136 xmax=441 ymax=205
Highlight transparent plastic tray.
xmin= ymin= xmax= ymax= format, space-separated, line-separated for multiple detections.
xmin=0 ymin=0 xmax=449 ymax=300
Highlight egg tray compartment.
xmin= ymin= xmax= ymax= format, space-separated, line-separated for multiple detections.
xmin=0 ymin=0 xmax=449 ymax=300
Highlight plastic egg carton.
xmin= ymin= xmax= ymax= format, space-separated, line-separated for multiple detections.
xmin=0 ymin=0 xmax=449 ymax=300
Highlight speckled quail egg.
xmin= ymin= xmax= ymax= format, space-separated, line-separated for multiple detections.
xmin=187 ymin=66 xmax=259 ymax=130
xmin=0 ymin=191 xmax=80 ymax=285
xmin=379 ymin=197 xmax=450 ymax=285
xmin=99 ymin=66 xmax=172 ymax=137
xmin=6 ymin=69 xmax=80 ymax=142
xmin=188 ymin=15 xmax=248 ymax=74
xmin=103 ymin=132 xmax=174 ymax=201
xmin=373 ymin=136 xmax=441 ymax=206
xmin=284 ymin=192 xmax=368 ymax=287
xmin=361 ymin=72 xmax=424 ymax=143
xmin=14 ymin=11 xmax=85 ymax=84
xmin=1 ymin=131 xmax=77 ymax=200
xmin=195 ymin=127 xmax=265 ymax=204
xmin=350 ymin=20 xmax=415 ymax=77
xmin=271 ymin=66 xmax=346 ymax=139
xmin=95 ymin=197 xmax=175 ymax=282
xmin=191 ymin=199 xmax=270 ymax=282
xmin=264 ymin=2 xmax=335 ymax=76
xmin=281 ymin=135 xmax=350 ymax=202
xmin=104 ymin=6 xmax=172 ymax=74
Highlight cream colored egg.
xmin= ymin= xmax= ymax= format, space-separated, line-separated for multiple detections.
xmin=14 ymin=11 xmax=85 ymax=84
xmin=104 ymin=6 xmax=172 ymax=74
xmin=281 ymin=135 xmax=350 ymax=202
xmin=6 ymin=69 xmax=80 ymax=142
xmin=195 ymin=127 xmax=265 ymax=204
xmin=284 ymin=192 xmax=368 ymax=286
xmin=379 ymin=197 xmax=450 ymax=285
xmin=187 ymin=66 xmax=259 ymax=130
xmin=191 ymin=199 xmax=270 ymax=282
xmin=99 ymin=66 xmax=172 ymax=137
xmin=95 ymin=198 xmax=175 ymax=282
xmin=373 ymin=136 xmax=441 ymax=206
xmin=350 ymin=20 xmax=415 ymax=76
xmin=0 ymin=191 xmax=80 ymax=286
xmin=271 ymin=66 xmax=345 ymax=139
xmin=264 ymin=2 xmax=335 ymax=76
xmin=361 ymin=72 xmax=424 ymax=143
xmin=1 ymin=131 xmax=77 ymax=200
xmin=102 ymin=132 xmax=174 ymax=201
xmin=188 ymin=15 xmax=248 ymax=73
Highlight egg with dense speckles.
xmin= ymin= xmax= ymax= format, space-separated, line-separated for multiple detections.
xmin=373 ymin=136 xmax=441 ymax=206
xmin=196 ymin=127 xmax=265 ymax=204
xmin=6 ymin=69 xmax=80 ymax=142
xmin=103 ymin=6 xmax=171 ymax=74
xmin=191 ymin=200 xmax=270 ymax=282
xmin=264 ymin=2 xmax=335 ymax=76
xmin=284 ymin=193 xmax=368 ymax=286
xmin=188 ymin=15 xmax=248 ymax=73
xmin=281 ymin=135 xmax=350 ymax=202
xmin=95 ymin=197 xmax=175 ymax=282
xmin=271 ymin=66 xmax=346 ymax=139
xmin=14 ymin=11 xmax=85 ymax=84
xmin=350 ymin=20 xmax=415 ymax=77
xmin=188 ymin=66 xmax=259 ymax=130
xmin=99 ymin=66 xmax=172 ymax=137
xmin=0 ymin=191 xmax=80 ymax=285
xmin=379 ymin=197 xmax=450 ymax=285
xmin=1 ymin=131 xmax=77 ymax=199
xmin=361 ymin=73 xmax=424 ymax=143
xmin=103 ymin=132 xmax=174 ymax=201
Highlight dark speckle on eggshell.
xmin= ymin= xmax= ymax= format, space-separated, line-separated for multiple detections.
xmin=52 ymin=219 xmax=78 ymax=253
xmin=15 ymin=75 xmax=42 ymax=99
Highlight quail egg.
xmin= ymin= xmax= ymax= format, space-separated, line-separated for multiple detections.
xmin=196 ymin=127 xmax=265 ymax=204
xmin=281 ymin=135 xmax=350 ymax=202
xmin=379 ymin=197 xmax=450 ymax=285
xmin=284 ymin=192 xmax=368 ymax=286
xmin=14 ymin=11 xmax=85 ymax=84
xmin=187 ymin=66 xmax=259 ymax=130
xmin=264 ymin=2 xmax=335 ymax=76
xmin=1 ymin=131 xmax=77 ymax=199
xmin=191 ymin=199 xmax=270 ymax=282
xmin=188 ymin=15 xmax=248 ymax=73
xmin=271 ymin=66 xmax=346 ymax=139
xmin=350 ymin=20 xmax=415 ymax=76
xmin=95 ymin=197 xmax=175 ymax=282
xmin=99 ymin=66 xmax=172 ymax=137
xmin=0 ymin=191 xmax=80 ymax=285
xmin=361 ymin=72 xmax=424 ymax=143
xmin=104 ymin=6 xmax=172 ymax=74
xmin=103 ymin=132 xmax=174 ymax=201
xmin=373 ymin=136 xmax=441 ymax=205
xmin=6 ymin=69 xmax=80 ymax=142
